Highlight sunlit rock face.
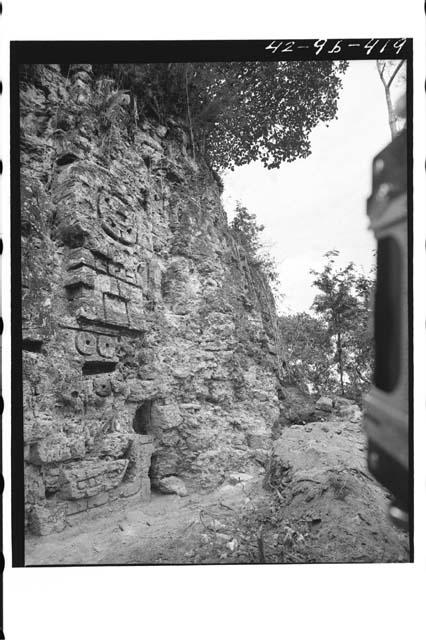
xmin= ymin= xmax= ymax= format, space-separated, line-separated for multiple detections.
xmin=20 ymin=64 xmax=283 ymax=534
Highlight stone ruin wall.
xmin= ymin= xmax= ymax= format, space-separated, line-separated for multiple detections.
xmin=21 ymin=64 xmax=285 ymax=535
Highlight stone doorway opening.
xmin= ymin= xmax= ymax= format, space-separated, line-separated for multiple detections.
xmin=131 ymin=400 xmax=159 ymax=492
xmin=132 ymin=400 xmax=153 ymax=435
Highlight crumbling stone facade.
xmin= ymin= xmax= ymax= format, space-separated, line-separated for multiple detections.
xmin=21 ymin=64 xmax=284 ymax=534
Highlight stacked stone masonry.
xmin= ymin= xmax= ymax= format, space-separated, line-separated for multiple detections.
xmin=21 ymin=64 xmax=284 ymax=534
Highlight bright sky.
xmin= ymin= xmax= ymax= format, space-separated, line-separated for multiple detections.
xmin=222 ymin=60 xmax=405 ymax=315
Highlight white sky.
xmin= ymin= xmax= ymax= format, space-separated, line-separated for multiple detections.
xmin=222 ymin=59 xmax=405 ymax=315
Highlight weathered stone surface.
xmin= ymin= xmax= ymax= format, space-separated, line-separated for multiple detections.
xmin=29 ymin=433 xmax=84 ymax=465
xmin=87 ymin=491 xmax=109 ymax=508
xmin=24 ymin=464 xmax=46 ymax=504
xmin=28 ymin=504 xmax=67 ymax=536
xmin=336 ymin=402 xmax=362 ymax=422
xmin=247 ymin=430 xmax=271 ymax=450
xmin=229 ymin=472 xmax=255 ymax=485
xmin=99 ymin=432 xmax=132 ymax=459
xmin=24 ymin=418 xmax=53 ymax=445
xmin=156 ymin=476 xmax=188 ymax=497
xmin=59 ymin=459 xmax=129 ymax=499
xmin=151 ymin=403 xmax=182 ymax=430
xmin=140 ymin=478 xmax=151 ymax=500
xmin=315 ymin=396 xmax=334 ymax=412
xmin=124 ymin=435 xmax=154 ymax=482
xmin=21 ymin=65 xmax=285 ymax=533
xmin=65 ymin=498 xmax=88 ymax=515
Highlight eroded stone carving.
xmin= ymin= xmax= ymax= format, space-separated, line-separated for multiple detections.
xmin=21 ymin=64 xmax=283 ymax=536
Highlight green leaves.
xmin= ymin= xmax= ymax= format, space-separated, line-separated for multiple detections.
xmin=230 ymin=203 xmax=280 ymax=289
xmin=95 ymin=60 xmax=348 ymax=172
xmin=279 ymin=312 xmax=333 ymax=395
xmin=309 ymin=251 xmax=374 ymax=400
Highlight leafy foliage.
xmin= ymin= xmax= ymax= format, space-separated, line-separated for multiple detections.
xmin=279 ymin=252 xmax=374 ymax=401
xmin=310 ymin=250 xmax=374 ymax=400
xmin=230 ymin=202 xmax=280 ymax=290
xmin=93 ymin=61 xmax=348 ymax=171
xmin=278 ymin=312 xmax=333 ymax=394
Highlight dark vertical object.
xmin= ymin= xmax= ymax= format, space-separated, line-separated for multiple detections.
xmin=374 ymin=237 xmax=401 ymax=391
xmin=10 ymin=43 xmax=25 ymax=567
xmin=406 ymin=49 xmax=414 ymax=562
xmin=0 ymin=231 xmax=4 ymax=635
xmin=132 ymin=401 xmax=152 ymax=435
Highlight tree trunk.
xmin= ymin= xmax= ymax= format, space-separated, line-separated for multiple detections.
xmin=376 ymin=60 xmax=404 ymax=141
xmin=385 ymin=85 xmax=398 ymax=140
xmin=337 ymin=330 xmax=344 ymax=396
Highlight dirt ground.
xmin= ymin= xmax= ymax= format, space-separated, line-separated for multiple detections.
xmin=25 ymin=418 xmax=409 ymax=566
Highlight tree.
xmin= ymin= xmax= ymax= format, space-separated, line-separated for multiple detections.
xmin=278 ymin=312 xmax=333 ymax=395
xmin=376 ymin=60 xmax=406 ymax=139
xmin=343 ymin=270 xmax=374 ymax=400
xmin=310 ymin=251 xmax=374 ymax=399
xmin=230 ymin=202 xmax=280 ymax=290
xmin=95 ymin=61 xmax=348 ymax=171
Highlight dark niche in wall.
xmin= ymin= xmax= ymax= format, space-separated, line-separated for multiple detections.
xmin=132 ymin=400 xmax=153 ymax=435
xmin=22 ymin=338 xmax=43 ymax=353
xmin=82 ymin=361 xmax=116 ymax=376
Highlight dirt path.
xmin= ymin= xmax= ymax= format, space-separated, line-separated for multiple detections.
xmin=25 ymin=482 xmax=252 ymax=565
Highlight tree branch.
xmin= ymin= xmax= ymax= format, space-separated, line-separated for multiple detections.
xmin=376 ymin=60 xmax=386 ymax=85
xmin=386 ymin=60 xmax=405 ymax=89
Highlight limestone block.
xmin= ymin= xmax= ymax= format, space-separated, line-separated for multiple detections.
xmin=74 ymin=289 xmax=105 ymax=323
xmin=337 ymin=403 xmax=362 ymax=422
xmin=160 ymin=430 xmax=179 ymax=447
xmin=126 ymin=380 xmax=165 ymax=402
xmin=127 ymin=304 xmax=145 ymax=331
xmin=24 ymin=465 xmax=46 ymax=503
xmin=125 ymin=435 xmax=154 ymax=481
xmin=59 ymin=459 xmax=129 ymax=499
xmin=65 ymin=498 xmax=88 ymax=515
xmin=109 ymin=478 xmax=140 ymax=500
xmin=66 ymin=247 xmax=95 ymax=270
xmin=69 ymin=435 xmax=87 ymax=459
xmin=95 ymin=273 xmax=120 ymax=297
xmin=64 ymin=266 xmax=95 ymax=289
xmin=42 ymin=466 xmax=62 ymax=494
xmin=99 ymin=432 xmax=132 ymax=459
xmin=316 ymin=397 xmax=334 ymax=412
xmin=29 ymin=433 xmax=72 ymax=465
xmin=87 ymin=491 xmax=109 ymax=508
xmin=151 ymin=403 xmax=182 ymax=430
xmin=29 ymin=503 xmax=67 ymax=536
xmin=24 ymin=418 xmax=53 ymax=444
xmin=247 ymin=431 xmax=271 ymax=450
xmin=150 ymin=450 xmax=179 ymax=478
xmin=104 ymin=294 xmax=129 ymax=326
xmin=156 ymin=475 xmax=188 ymax=497
xmin=140 ymin=478 xmax=151 ymax=500
xmin=120 ymin=479 xmax=142 ymax=498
